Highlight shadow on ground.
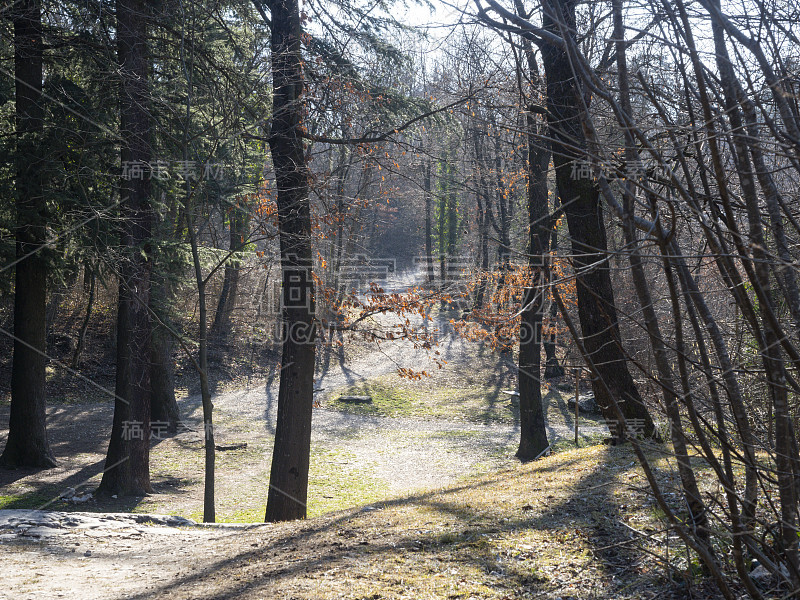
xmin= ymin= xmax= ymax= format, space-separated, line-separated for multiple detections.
xmin=93 ymin=445 xmax=719 ymax=600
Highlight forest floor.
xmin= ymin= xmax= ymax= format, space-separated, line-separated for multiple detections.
xmin=0 ymin=296 xmax=717 ymax=599
xmin=0 ymin=306 xmax=610 ymax=522
xmin=0 ymin=443 xmax=725 ymax=600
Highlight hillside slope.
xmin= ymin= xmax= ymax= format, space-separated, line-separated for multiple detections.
xmin=0 ymin=444 xmax=722 ymax=600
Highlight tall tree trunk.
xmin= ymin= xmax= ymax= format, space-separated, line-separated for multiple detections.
xmin=211 ymin=205 xmax=248 ymax=338
xmin=513 ymin=6 xmax=550 ymax=460
xmin=540 ymin=0 xmax=657 ymax=441
xmin=517 ymin=115 xmax=551 ymax=461
xmin=543 ymin=219 xmax=564 ymax=379
xmin=97 ymin=0 xmax=153 ymax=496
xmin=424 ymin=161 xmax=434 ymax=284
xmin=264 ymin=0 xmax=317 ymax=522
xmin=1 ymin=0 xmax=56 ymax=469
xmin=187 ymin=212 xmax=216 ymax=522
xmin=179 ymin=0 xmax=214 ymax=520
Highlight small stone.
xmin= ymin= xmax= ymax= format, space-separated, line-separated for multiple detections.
xmin=338 ymin=395 xmax=372 ymax=404
xmin=567 ymin=394 xmax=600 ymax=415
xmin=215 ymin=442 xmax=247 ymax=451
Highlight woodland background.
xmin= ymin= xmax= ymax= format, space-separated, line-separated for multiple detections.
xmin=1 ymin=0 xmax=800 ymax=597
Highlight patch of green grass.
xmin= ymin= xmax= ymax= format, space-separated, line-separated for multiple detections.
xmin=649 ymin=504 xmax=668 ymax=522
xmin=138 ymin=437 xmax=270 ymax=523
xmin=326 ymin=376 xmax=609 ymax=428
xmin=327 ymin=380 xmax=416 ymax=417
xmin=186 ymin=510 xmax=204 ymax=522
xmin=326 ymin=377 xmax=518 ymax=424
xmin=550 ymin=434 xmax=607 ymax=453
xmin=0 ymin=492 xmax=42 ymax=509
xmin=218 ymin=507 xmax=264 ymax=523
xmin=146 ymin=447 xmax=390 ymax=524
xmin=307 ymin=448 xmax=389 ymax=518
xmin=0 ymin=491 xmax=55 ymax=510
xmin=442 ymin=386 xmax=518 ymax=424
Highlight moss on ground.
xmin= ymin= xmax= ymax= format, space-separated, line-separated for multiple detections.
xmin=326 ymin=379 xmax=417 ymax=417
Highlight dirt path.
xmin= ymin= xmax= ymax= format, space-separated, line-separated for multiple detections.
xmin=0 ymin=509 xmax=264 ymax=600
xmin=0 ymin=445 xmax=698 ymax=600
xmin=1 ymin=273 xmax=607 ymax=523
xmin=214 ymin=370 xmax=605 ymax=495
xmin=0 ymin=290 xmax=618 ymax=599
xmin=1 ymin=319 xmax=606 ymax=522
xmin=206 ymin=301 xmax=606 ymax=496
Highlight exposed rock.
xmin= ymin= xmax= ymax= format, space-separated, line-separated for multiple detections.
xmin=567 ymin=394 xmax=600 ymax=415
xmin=132 ymin=514 xmax=196 ymax=527
xmin=750 ymin=560 xmax=791 ymax=589
xmin=338 ymin=395 xmax=372 ymax=404
xmin=215 ymin=442 xmax=248 ymax=451
xmin=0 ymin=510 xmax=198 ymax=537
xmin=59 ymin=488 xmax=94 ymax=504
xmin=501 ymin=390 xmax=520 ymax=406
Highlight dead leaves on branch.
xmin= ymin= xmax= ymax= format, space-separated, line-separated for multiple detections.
xmin=316 ymin=280 xmax=447 ymax=378
xmin=312 ymin=255 xmax=579 ymax=379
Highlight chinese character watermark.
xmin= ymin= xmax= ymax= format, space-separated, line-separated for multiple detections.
xmin=120 ymin=420 xmax=221 ymax=441
xmin=120 ymin=160 xmax=225 ymax=181
xmin=121 ymin=420 xmax=145 ymax=440
xmin=604 ymin=418 xmax=647 ymax=439
xmin=570 ymin=159 xmax=594 ymax=181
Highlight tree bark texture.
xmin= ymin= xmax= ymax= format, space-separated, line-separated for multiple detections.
xmin=97 ymin=0 xmax=153 ymax=496
xmin=540 ymin=0 xmax=657 ymax=440
xmin=264 ymin=0 xmax=317 ymax=522
xmin=517 ymin=114 xmax=551 ymax=461
xmin=1 ymin=0 xmax=57 ymax=469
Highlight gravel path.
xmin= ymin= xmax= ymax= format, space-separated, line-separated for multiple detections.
xmin=0 ymin=269 xmax=608 ymax=518
xmin=0 ymin=272 xmax=611 ymax=600
xmin=175 ymin=279 xmax=610 ymax=495
xmin=209 ymin=338 xmax=607 ymax=494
